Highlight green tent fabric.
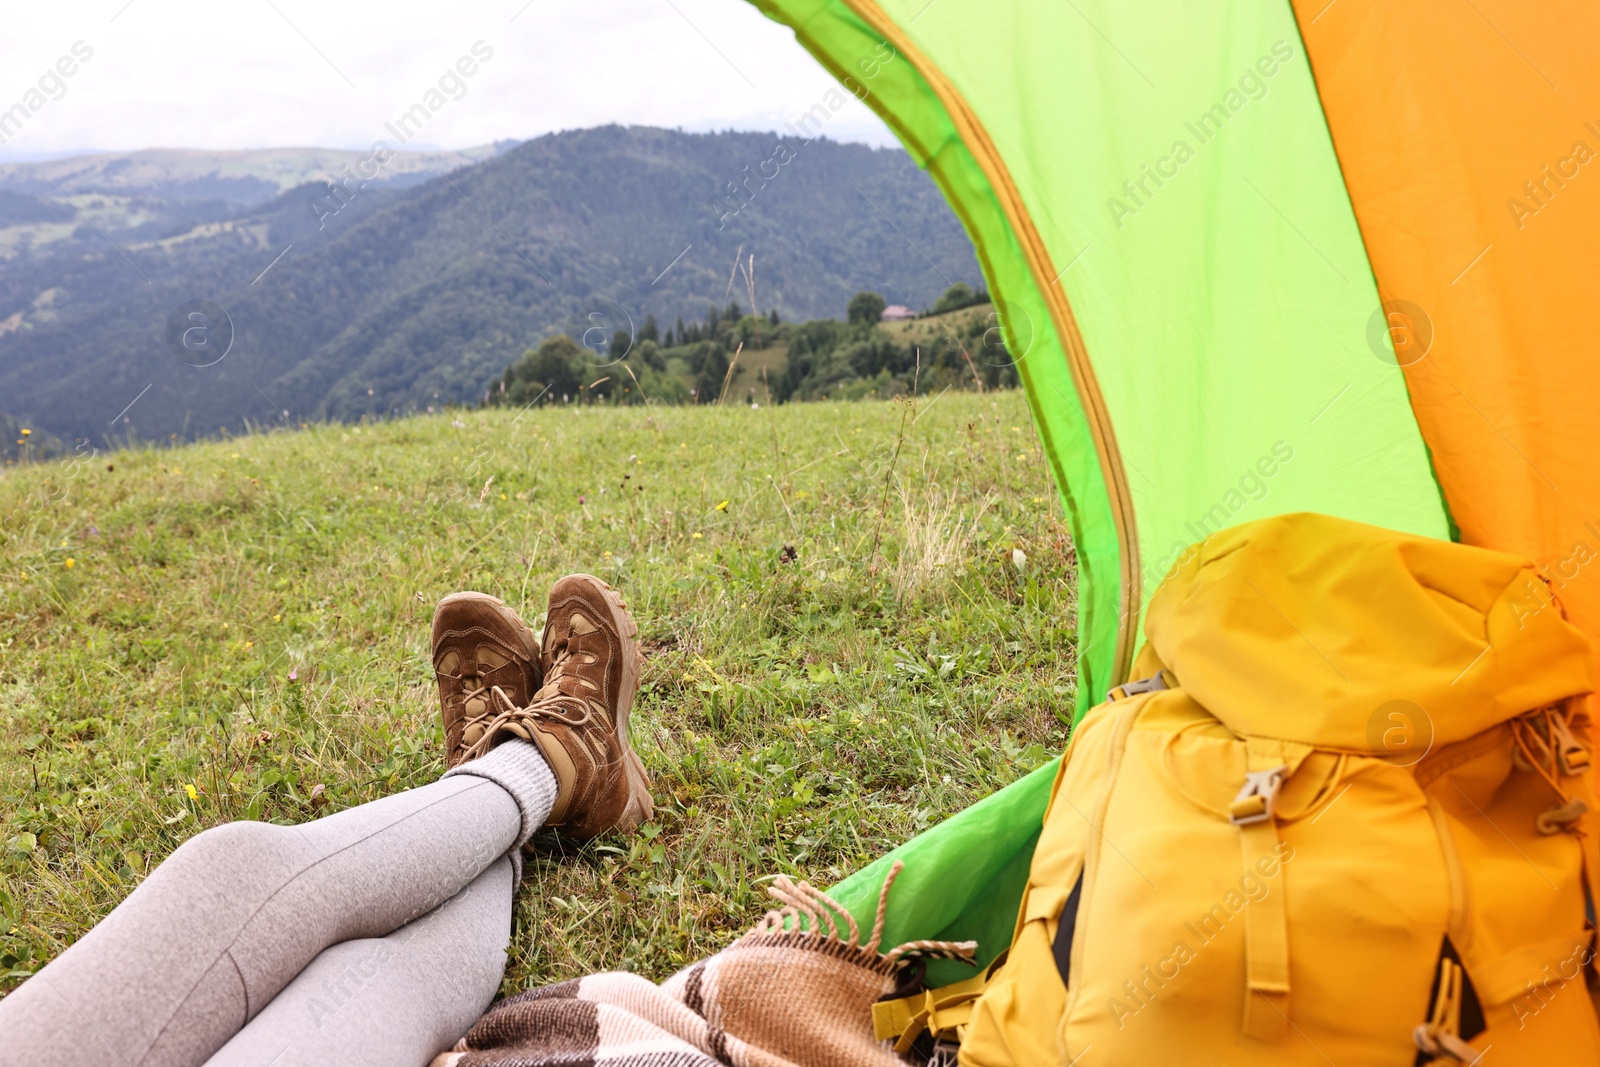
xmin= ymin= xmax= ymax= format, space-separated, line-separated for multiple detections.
xmin=746 ymin=0 xmax=1451 ymax=969
xmin=827 ymin=758 xmax=1058 ymax=984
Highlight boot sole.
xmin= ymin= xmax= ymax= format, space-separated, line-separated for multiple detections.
xmin=564 ymin=574 xmax=654 ymax=834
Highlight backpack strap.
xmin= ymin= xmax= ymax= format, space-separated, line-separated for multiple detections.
xmin=1230 ymin=737 xmax=1310 ymax=1041
xmin=872 ymin=967 xmax=994 ymax=1052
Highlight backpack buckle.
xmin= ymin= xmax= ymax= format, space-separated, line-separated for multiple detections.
xmin=1107 ymin=671 xmax=1169 ymax=702
xmin=1229 ymin=765 xmax=1288 ymax=826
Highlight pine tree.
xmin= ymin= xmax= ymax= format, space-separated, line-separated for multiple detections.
xmin=609 ymin=329 xmax=631 ymax=360
xmin=640 ymin=313 xmax=659 ymax=342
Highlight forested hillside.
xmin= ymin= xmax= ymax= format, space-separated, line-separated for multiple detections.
xmin=0 ymin=128 xmax=979 ymax=444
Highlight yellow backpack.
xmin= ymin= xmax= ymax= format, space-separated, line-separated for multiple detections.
xmin=910 ymin=514 xmax=1600 ymax=1065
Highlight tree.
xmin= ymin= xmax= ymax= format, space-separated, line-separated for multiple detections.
xmin=609 ymin=329 xmax=631 ymax=361
xmin=691 ymin=341 xmax=730 ymax=403
xmin=847 ymin=290 xmax=886 ymax=325
xmin=640 ymin=313 xmax=659 ymax=342
xmin=768 ymin=308 xmax=780 ymax=327
xmin=932 ymin=281 xmax=978 ymax=314
xmin=495 ymin=334 xmax=584 ymax=405
xmin=635 ymin=339 xmax=666 ymax=371
xmin=675 ymin=316 xmax=686 ymax=345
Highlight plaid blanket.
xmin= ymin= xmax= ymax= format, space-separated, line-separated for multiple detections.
xmin=430 ymin=862 xmax=974 ymax=1067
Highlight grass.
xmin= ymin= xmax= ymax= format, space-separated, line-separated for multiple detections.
xmin=0 ymin=389 xmax=1078 ymax=996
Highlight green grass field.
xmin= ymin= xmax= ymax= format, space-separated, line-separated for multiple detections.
xmin=0 ymin=389 xmax=1077 ymax=995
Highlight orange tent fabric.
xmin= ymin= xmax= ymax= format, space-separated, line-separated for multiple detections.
xmin=1293 ymin=0 xmax=1600 ymax=670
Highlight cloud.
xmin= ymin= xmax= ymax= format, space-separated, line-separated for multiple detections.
xmin=0 ymin=0 xmax=895 ymax=159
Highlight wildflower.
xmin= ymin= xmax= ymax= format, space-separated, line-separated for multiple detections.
xmin=715 ymin=499 xmax=729 ymax=512
xmin=1033 ymin=496 xmax=1045 ymax=503
xmin=21 ymin=428 xmax=30 ymax=436
xmin=64 ymin=558 xmax=75 ymax=569
xmin=578 ymin=494 xmax=587 ymax=505
xmin=231 ymin=453 xmax=240 ymax=459
xmin=244 ymin=641 xmax=253 ymax=650
xmin=692 ymin=532 xmax=703 ymax=540
xmin=184 ymin=784 xmax=198 ymax=801
xmin=289 ymin=667 xmax=298 ymax=682
xmin=87 ymin=525 xmax=99 ymax=537
xmin=499 ymin=493 xmax=507 ymax=500
xmin=172 ymin=467 xmax=182 ymax=475
xmin=273 ymin=614 xmax=281 ymax=622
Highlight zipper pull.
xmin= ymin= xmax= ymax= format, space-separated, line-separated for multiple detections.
xmin=1414 ymin=958 xmax=1477 ymax=1062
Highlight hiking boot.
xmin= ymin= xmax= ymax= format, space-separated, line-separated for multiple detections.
xmin=432 ymin=592 xmax=542 ymax=769
xmin=459 ymin=574 xmax=652 ymax=838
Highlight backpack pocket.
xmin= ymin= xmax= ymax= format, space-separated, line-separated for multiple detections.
xmin=961 ymin=699 xmax=1138 ymax=1067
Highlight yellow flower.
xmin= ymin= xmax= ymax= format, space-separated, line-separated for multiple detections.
xmin=172 ymin=467 xmax=182 ymax=475
xmin=499 ymin=493 xmax=507 ymax=500
xmin=64 ymin=558 xmax=75 ymax=569
xmin=244 ymin=641 xmax=253 ymax=650
xmin=21 ymin=428 xmax=30 ymax=436
xmin=184 ymin=784 xmax=198 ymax=801
xmin=231 ymin=452 xmax=240 ymax=459
xmin=274 ymin=614 xmax=281 ymax=622
xmin=692 ymin=532 xmax=703 ymax=540
xmin=1033 ymin=496 xmax=1045 ymax=503
xmin=715 ymin=499 xmax=729 ymax=511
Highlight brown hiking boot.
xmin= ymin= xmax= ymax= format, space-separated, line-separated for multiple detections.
xmin=432 ymin=592 xmax=542 ymax=769
xmin=458 ymin=574 xmax=653 ymax=838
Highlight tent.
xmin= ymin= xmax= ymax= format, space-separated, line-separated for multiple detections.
xmin=738 ymin=0 xmax=1600 ymax=981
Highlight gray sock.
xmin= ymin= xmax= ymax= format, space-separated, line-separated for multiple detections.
xmin=442 ymin=739 xmax=559 ymax=878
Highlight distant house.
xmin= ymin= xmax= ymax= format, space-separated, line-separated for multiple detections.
xmin=881 ymin=304 xmax=915 ymax=321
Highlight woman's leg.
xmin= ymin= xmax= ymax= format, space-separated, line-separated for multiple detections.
xmin=202 ymin=855 xmax=517 ymax=1067
xmin=0 ymin=740 xmax=555 ymax=1067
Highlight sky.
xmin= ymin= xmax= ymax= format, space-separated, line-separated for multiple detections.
xmin=0 ymin=0 xmax=898 ymax=160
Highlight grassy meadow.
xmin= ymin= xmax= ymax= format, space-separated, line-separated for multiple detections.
xmin=0 ymin=389 xmax=1078 ymax=995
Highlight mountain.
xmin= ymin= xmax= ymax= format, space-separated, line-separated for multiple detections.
xmin=0 ymin=145 xmax=501 ymax=207
xmin=0 ymin=127 xmax=980 ymax=444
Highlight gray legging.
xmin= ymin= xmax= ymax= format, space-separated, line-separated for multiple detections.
xmin=0 ymin=741 xmax=558 ymax=1067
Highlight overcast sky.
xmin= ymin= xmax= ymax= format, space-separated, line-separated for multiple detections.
xmin=0 ymin=0 xmax=897 ymax=160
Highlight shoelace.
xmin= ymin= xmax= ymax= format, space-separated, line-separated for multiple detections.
xmin=458 ymin=676 xmax=600 ymax=763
